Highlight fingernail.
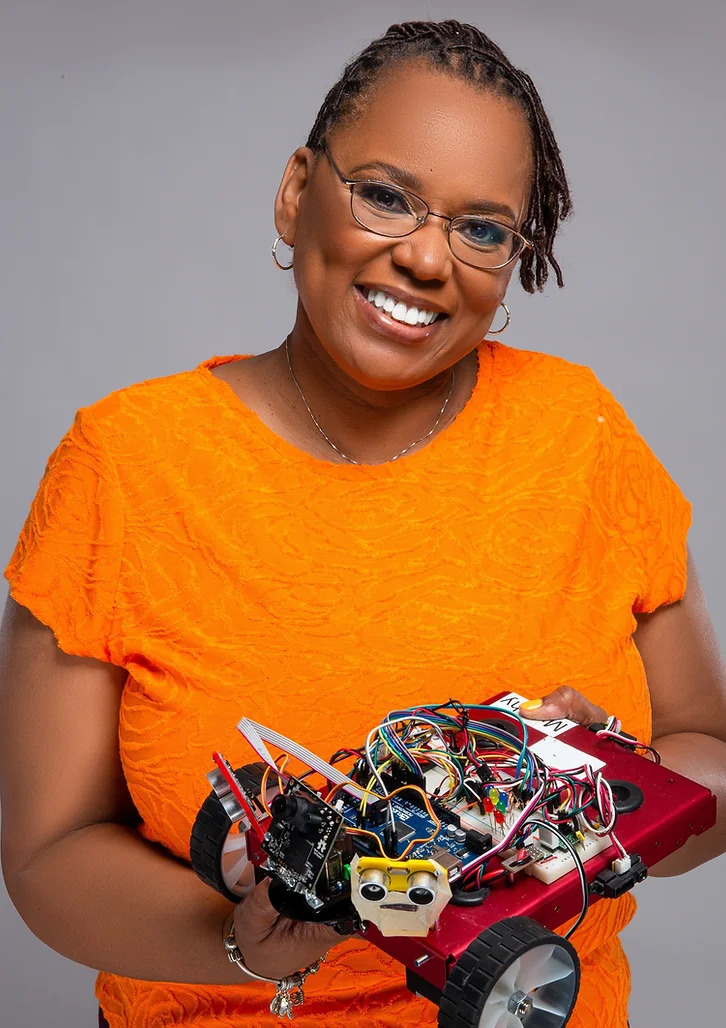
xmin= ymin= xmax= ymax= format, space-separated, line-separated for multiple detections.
xmin=520 ymin=698 xmax=543 ymax=711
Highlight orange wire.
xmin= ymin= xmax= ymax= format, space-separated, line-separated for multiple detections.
xmin=346 ymin=827 xmax=387 ymax=857
xmin=262 ymin=757 xmax=442 ymax=859
xmin=260 ymin=753 xmax=290 ymax=816
xmin=324 ymin=780 xmax=442 ymax=858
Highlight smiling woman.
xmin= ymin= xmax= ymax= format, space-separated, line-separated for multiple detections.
xmin=1 ymin=15 xmax=724 ymax=1028
xmin=211 ymin=55 xmax=561 ymax=465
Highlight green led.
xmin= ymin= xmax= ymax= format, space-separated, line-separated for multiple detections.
xmin=343 ymin=863 xmax=351 ymax=880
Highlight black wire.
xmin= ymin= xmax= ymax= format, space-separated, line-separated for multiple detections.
xmin=527 ymin=818 xmax=589 ymax=939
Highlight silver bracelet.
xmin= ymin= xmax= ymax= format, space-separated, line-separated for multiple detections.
xmin=222 ymin=911 xmax=324 ymax=1020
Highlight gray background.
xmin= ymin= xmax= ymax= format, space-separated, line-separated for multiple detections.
xmin=1 ymin=1 xmax=724 ymax=1025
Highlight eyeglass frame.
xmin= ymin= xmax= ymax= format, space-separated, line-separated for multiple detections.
xmin=319 ymin=141 xmax=532 ymax=272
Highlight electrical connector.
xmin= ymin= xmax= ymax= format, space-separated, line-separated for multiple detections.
xmin=536 ymin=825 xmax=562 ymax=851
xmin=611 ymin=855 xmax=632 ymax=874
xmin=591 ymin=855 xmax=647 ymax=898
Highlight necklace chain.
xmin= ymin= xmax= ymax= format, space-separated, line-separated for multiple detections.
xmin=284 ymin=336 xmax=456 ymax=465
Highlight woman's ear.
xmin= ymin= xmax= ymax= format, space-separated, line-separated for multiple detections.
xmin=273 ymin=146 xmax=315 ymax=246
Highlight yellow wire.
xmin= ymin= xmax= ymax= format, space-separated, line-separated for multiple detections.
xmin=260 ymin=753 xmax=290 ymax=816
xmin=380 ymin=784 xmax=442 ymax=859
xmin=258 ymin=743 xmax=445 ymax=860
xmin=409 ymin=749 xmax=457 ymax=796
xmin=325 ymin=778 xmax=442 ymax=858
xmin=360 ymin=761 xmax=393 ymax=816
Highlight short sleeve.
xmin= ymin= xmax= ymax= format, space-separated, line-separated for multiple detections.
xmin=4 ymin=407 xmax=124 ymax=661
xmin=594 ymin=380 xmax=692 ymax=613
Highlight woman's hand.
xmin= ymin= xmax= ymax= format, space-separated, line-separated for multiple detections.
xmin=519 ymin=685 xmax=608 ymax=727
xmin=231 ymin=877 xmax=346 ymax=981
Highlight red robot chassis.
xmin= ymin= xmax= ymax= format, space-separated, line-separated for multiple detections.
xmin=191 ymin=692 xmax=716 ymax=1026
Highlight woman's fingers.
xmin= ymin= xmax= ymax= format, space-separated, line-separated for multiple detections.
xmin=518 ymin=684 xmax=608 ymax=727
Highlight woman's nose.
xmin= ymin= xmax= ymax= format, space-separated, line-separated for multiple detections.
xmin=389 ymin=216 xmax=453 ymax=281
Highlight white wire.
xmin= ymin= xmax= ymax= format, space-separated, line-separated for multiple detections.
xmin=461 ymin=781 xmax=550 ymax=871
xmin=240 ymin=708 xmax=627 ymax=875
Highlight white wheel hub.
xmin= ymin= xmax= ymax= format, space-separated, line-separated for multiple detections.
xmin=478 ymin=943 xmax=578 ymax=1027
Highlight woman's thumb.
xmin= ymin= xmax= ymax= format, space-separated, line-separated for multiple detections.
xmin=240 ymin=876 xmax=280 ymax=932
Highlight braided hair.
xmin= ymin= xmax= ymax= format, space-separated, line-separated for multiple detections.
xmin=305 ymin=20 xmax=572 ymax=293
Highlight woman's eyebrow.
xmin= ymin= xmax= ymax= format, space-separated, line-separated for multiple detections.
xmin=348 ymin=159 xmax=518 ymax=222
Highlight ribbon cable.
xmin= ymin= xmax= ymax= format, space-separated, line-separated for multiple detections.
xmin=237 ymin=717 xmax=373 ymax=803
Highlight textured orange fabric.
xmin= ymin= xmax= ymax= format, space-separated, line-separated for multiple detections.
xmin=5 ymin=340 xmax=691 ymax=1027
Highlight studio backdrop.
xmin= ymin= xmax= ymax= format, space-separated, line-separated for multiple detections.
xmin=1 ymin=2 xmax=724 ymax=1026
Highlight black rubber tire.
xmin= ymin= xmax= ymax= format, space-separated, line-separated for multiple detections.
xmin=438 ymin=916 xmax=580 ymax=1028
xmin=189 ymin=763 xmax=263 ymax=904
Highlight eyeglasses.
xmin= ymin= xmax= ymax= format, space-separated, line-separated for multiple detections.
xmin=320 ymin=142 xmax=531 ymax=272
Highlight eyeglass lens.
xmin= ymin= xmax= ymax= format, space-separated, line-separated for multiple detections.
xmin=351 ymin=181 xmax=523 ymax=269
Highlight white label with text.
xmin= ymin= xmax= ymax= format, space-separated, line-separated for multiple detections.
xmin=489 ymin=692 xmax=579 ymax=738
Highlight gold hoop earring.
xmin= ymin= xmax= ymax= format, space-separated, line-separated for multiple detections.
xmin=272 ymin=234 xmax=294 ymax=270
xmin=487 ymin=302 xmax=510 ymax=334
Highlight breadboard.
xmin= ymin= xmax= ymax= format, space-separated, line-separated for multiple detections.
xmin=456 ymin=803 xmax=520 ymax=841
xmin=425 ymin=767 xmax=528 ymax=844
xmin=523 ymin=831 xmax=612 ymax=884
xmin=425 ymin=767 xmax=613 ymax=885
xmin=460 ymin=799 xmax=613 ymax=885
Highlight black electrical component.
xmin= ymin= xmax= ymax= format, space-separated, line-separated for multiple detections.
xmin=263 ymin=778 xmax=346 ymax=900
xmin=590 ymin=856 xmax=648 ymax=899
xmin=270 ymin=793 xmax=324 ymax=833
xmin=364 ymin=799 xmax=389 ymax=826
xmin=545 ymin=793 xmax=561 ymax=814
xmin=383 ymin=821 xmax=398 ymax=857
xmin=474 ymin=761 xmax=495 ymax=786
xmin=450 ymin=885 xmax=491 ymax=907
xmin=464 ymin=829 xmax=493 ymax=855
xmin=381 ymin=763 xmax=425 ymax=789
xmin=430 ymin=798 xmax=461 ymax=827
xmin=614 ymin=730 xmax=637 ymax=747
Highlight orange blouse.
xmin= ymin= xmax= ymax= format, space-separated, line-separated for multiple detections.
xmin=5 ymin=340 xmax=691 ymax=1028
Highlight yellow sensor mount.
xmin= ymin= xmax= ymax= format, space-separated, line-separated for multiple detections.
xmin=356 ymin=856 xmax=444 ymax=904
xmin=351 ymin=856 xmax=453 ymax=937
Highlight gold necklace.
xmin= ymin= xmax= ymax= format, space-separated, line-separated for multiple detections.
xmin=284 ymin=337 xmax=456 ymax=465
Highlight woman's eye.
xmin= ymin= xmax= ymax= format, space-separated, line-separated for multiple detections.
xmin=458 ymin=219 xmax=510 ymax=249
xmin=357 ymin=183 xmax=413 ymax=216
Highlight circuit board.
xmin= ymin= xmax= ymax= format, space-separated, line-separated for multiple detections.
xmin=337 ymin=793 xmax=491 ymax=883
xmin=334 ymin=766 xmax=618 ymax=892
xmin=263 ymin=778 xmax=345 ymax=893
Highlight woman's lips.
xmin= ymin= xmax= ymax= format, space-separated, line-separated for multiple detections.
xmin=352 ymin=285 xmax=447 ymax=344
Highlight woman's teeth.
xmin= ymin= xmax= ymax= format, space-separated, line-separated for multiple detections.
xmin=365 ymin=288 xmax=441 ymax=326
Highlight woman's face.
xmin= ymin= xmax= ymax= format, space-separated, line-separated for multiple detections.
xmin=275 ymin=60 xmax=533 ymax=391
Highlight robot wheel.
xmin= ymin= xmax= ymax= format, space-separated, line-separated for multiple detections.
xmin=438 ymin=916 xmax=580 ymax=1028
xmin=189 ymin=766 xmax=257 ymax=904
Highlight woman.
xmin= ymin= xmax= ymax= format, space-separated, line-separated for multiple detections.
xmin=1 ymin=18 xmax=725 ymax=1028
